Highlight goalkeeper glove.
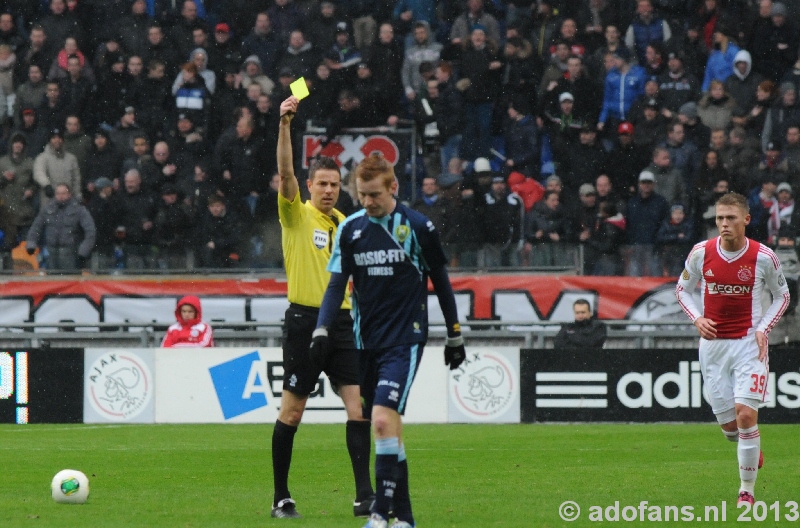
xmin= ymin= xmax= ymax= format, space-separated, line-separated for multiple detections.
xmin=444 ymin=335 xmax=466 ymax=370
xmin=309 ymin=326 xmax=330 ymax=370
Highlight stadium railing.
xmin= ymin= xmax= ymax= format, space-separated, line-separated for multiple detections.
xmin=1 ymin=318 xmax=796 ymax=349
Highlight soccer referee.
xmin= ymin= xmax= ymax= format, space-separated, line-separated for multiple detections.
xmin=271 ymin=95 xmax=374 ymax=519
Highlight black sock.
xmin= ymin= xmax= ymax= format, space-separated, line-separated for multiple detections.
xmin=272 ymin=420 xmax=298 ymax=504
xmin=374 ymin=437 xmax=399 ymax=518
xmin=394 ymin=457 xmax=414 ymax=525
xmin=346 ymin=420 xmax=374 ymax=501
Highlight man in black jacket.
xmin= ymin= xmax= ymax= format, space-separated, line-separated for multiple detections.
xmin=553 ymin=298 xmax=607 ymax=348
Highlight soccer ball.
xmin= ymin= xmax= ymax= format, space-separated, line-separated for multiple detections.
xmin=51 ymin=469 xmax=90 ymax=504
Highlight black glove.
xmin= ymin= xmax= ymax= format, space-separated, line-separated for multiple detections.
xmin=444 ymin=335 xmax=466 ymax=370
xmin=26 ymin=246 xmax=36 ymax=255
xmin=309 ymin=327 xmax=330 ymax=370
xmin=76 ymin=255 xmax=87 ymax=269
xmin=44 ymin=184 xmax=54 ymax=198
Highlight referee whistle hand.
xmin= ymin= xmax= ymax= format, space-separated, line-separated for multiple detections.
xmin=309 ymin=327 xmax=330 ymax=370
xmin=444 ymin=335 xmax=466 ymax=370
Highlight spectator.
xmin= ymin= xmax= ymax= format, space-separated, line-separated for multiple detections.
xmin=725 ymin=50 xmax=764 ymax=120
xmin=480 ymin=175 xmax=524 ymax=267
xmin=660 ymin=121 xmax=701 ymax=196
xmin=450 ymin=0 xmax=501 ymax=45
xmin=598 ymin=47 xmax=647 ymax=134
xmin=624 ymin=0 xmax=672 ymax=66
xmin=762 ymin=82 xmax=800 ymax=152
xmin=86 ymin=177 xmax=117 ymax=269
xmin=697 ymin=80 xmax=736 ymax=131
xmin=198 ymin=194 xmax=240 ymax=268
xmin=631 ymin=97 xmax=668 ymax=152
xmin=755 ymin=140 xmax=790 ymax=189
xmin=173 ymin=62 xmax=211 ymax=131
xmin=503 ymin=97 xmax=539 ymax=178
xmin=115 ymin=168 xmax=157 ymax=269
xmin=601 ymin=121 xmax=650 ymax=199
xmin=40 ymin=0 xmax=85 ymax=51
xmin=677 ymin=101 xmax=711 ymax=154
xmin=545 ymin=54 xmax=600 ymax=125
xmin=14 ymin=65 xmax=47 ymax=125
xmin=720 ymin=126 xmax=761 ymax=194
xmin=174 ymin=48 xmax=215 ymax=95
xmin=553 ymin=298 xmax=607 ymax=348
xmin=133 ymin=59 xmax=173 ymax=140
xmin=402 ymin=21 xmax=442 ymax=102
xmin=217 ymin=115 xmax=270 ymax=213
xmin=240 ymin=55 xmax=275 ymax=96
xmin=440 ymin=167 xmax=482 ymax=267
xmin=207 ymin=23 xmax=242 ymax=83
xmin=587 ymin=24 xmax=626 ymax=79
xmin=161 ymin=295 xmax=214 ymax=347
xmin=773 ymin=181 xmax=795 ymax=230
xmin=747 ymin=176 xmax=778 ymax=243
xmin=268 ymin=0 xmax=304 ymax=45
xmin=434 ymin=64 xmax=465 ymax=173
xmin=656 ymin=203 xmax=693 ymax=276
xmin=38 ymin=81 xmax=69 ymax=134
xmin=585 ymin=200 xmax=626 ymax=275
xmin=411 ymin=176 xmax=446 ymax=233
xmin=0 ymin=134 xmax=36 ymax=240
xmin=117 ymin=0 xmax=151 ymax=58
xmin=595 ymin=173 xmax=627 ymax=215
xmin=153 ymin=184 xmax=193 ymax=269
xmin=557 ymin=123 xmax=605 ymax=198
xmin=701 ymin=22 xmax=740 ymax=92
xmin=278 ymin=30 xmax=318 ymax=81
xmin=241 ymin=13 xmax=281 ymax=80
xmin=523 ymin=189 xmax=573 ymax=266
xmin=33 ymin=128 xmax=82 ymax=207
xmin=16 ymin=25 xmax=55 ymax=88
xmin=10 ymin=108 xmax=48 ymax=158
xmin=752 ymin=2 xmax=797 ymax=83
xmin=500 ymin=35 xmax=540 ymax=116
xmin=85 ymin=129 xmax=123 ymax=190
xmin=458 ymin=25 xmax=502 ymax=160
xmin=142 ymin=24 xmax=181 ymax=79
xmin=306 ymin=1 xmax=340 ymax=55
xmin=109 ymin=106 xmax=144 ymax=160
xmin=658 ymin=50 xmax=701 ymax=115
xmin=25 ymin=183 xmax=95 ymax=271
xmin=644 ymin=148 xmax=688 ymax=208
xmin=63 ymin=114 xmax=90 ymax=181
xmin=624 ymin=170 xmax=670 ymax=276
xmin=170 ymin=1 xmax=206 ymax=61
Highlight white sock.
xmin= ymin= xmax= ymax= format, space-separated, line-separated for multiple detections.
xmin=723 ymin=430 xmax=738 ymax=442
xmin=738 ymin=425 xmax=760 ymax=493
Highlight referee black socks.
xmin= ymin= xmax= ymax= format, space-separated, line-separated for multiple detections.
xmin=272 ymin=420 xmax=298 ymax=504
xmin=346 ymin=419 xmax=375 ymax=501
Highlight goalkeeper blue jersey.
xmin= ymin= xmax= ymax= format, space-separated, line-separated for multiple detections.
xmin=327 ymin=202 xmax=448 ymax=349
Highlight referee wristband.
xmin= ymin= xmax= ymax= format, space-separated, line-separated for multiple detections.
xmin=312 ymin=327 xmax=328 ymax=338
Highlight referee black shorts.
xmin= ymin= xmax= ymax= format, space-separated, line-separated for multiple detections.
xmin=281 ymin=303 xmax=359 ymax=396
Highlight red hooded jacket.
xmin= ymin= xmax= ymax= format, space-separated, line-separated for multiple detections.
xmin=161 ymin=295 xmax=214 ymax=348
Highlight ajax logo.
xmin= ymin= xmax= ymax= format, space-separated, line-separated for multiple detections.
xmin=88 ymin=352 xmax=152 ymax=420
xmin=450 ymin=352 xmax=516 ymax=419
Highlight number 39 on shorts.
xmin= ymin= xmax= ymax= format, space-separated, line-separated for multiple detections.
xmin=749 ymin=374 xmax=766 ymax=394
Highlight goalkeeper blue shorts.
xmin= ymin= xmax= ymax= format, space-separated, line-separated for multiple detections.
xmin=360 ymin=344 xmax=425 ymax=416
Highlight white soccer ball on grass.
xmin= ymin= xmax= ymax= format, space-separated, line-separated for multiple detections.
xmin=51 ymin=469 xmax=90 ymax=504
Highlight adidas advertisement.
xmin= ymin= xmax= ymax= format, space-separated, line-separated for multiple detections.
xmin=520 ymin=349 xmax=800 ymax=423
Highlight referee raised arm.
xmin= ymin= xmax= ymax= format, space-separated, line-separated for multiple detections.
xmin=270 ymin=95 xmax=374 ymax=519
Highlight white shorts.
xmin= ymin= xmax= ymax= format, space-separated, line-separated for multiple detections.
xmin=699 ymin=335 xmax=770 ymax=417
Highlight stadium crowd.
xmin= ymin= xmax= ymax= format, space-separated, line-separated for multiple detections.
xmin=0 ymin=0 xmax=799 ymax=276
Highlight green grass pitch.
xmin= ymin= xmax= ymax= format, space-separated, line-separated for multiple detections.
xmin=3 ymin=423 xmax=800 ymax=527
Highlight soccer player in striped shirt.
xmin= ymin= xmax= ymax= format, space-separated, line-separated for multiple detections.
xmin=675 ymin=192 xmax=790 ymax=505
xmin=313 ymin=153 xmax=466 ymax=528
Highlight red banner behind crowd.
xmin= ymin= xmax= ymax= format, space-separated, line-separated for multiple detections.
xmin=0 ymin=275 xmax=678 ymax=325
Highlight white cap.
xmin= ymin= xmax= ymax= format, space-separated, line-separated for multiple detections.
xmin=559 ymin=92 xmax=574 ymax=103
xmin=639 ymin=171 xmax=655 ymax=182
xmin=473 ymin=157 xmax=491 ymax=173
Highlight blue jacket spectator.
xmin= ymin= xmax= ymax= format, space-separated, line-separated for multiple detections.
xmin=701 ymin=25 xmax=740 ymax=92
xmin=599 ymin=48 xmax=647 ymax=126
xmin=623 ymin=0 xmax=672 ymax=66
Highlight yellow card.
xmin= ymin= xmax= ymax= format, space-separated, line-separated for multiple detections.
xmin=290 ymin=77 xmax=309 ymax=100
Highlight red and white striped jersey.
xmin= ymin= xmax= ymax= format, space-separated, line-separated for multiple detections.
xmin=675 ymin=237 xmax=790 ymax=338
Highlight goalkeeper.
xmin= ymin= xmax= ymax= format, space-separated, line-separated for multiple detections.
xmin=313 ymin=152 xmax=466 ymax=528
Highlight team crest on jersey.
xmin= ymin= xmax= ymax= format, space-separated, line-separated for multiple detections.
xmin=313 ymin=229 xmax=328 ymax=249
xmin=682 ymin=269 xmax=690 ymax=280
xmin=395 ymin=224 xmax=410 ymax=243
xmin=738 ymin=266 xmax=753 ymax=282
